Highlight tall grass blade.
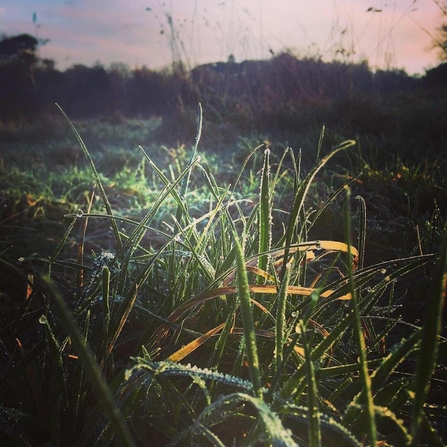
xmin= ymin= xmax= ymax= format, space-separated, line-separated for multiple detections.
xmin=101 ymin=266 xmax=111 ymax=370
xmin=316 ymin=125 xmax=325 ymax=161
xmin=411 ymin=222 xmax=447 ymax=443
xmin=355 ymin=195 xmax=367 ymax=270
xmin=344 ymin=186 xmax=376 ymax=447
xmin=175 ymin=102 xmax=202 ymax=225
xmin=56 ymin=104 xmax=122 ymax=249
xmin=49 ymin=212 xmax=79 ymax=277
xmin=307 ymin=174 xmax=361 ymax=235
xmin=299 ymin=319 xmax=321 ymax=447
xmin=258 ymin=148 xmax=272 ymax=283
xmin=232 ymin=227 xmax=262 ymax=398
xmin=41 ymin=276 xmax=134 ymax=447
xmin=275 ymin=265 xmax=291 ymax=374
xmin=281 ymin=140 xmax=355 ymax=278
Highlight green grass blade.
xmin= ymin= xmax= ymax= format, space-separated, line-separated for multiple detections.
xmin=299 ymin=319 xmax=321 ymax=447
xmin=411 ymin=222 xmax=447 ymax=443
xmin=344 ymin=186 xmax=377 ymax=447
xmin=101 ymin=266 xmax=111 ymax=370
xmin=307 ymin=174 xmax=361 ymax=235
xmin=316 ymin=125 xmax=325 ymax=161
xmin=232 ymin=144 xmax=264 ymax=194
xmin=355 ymin=195 xmax=367 ymax=271
xmin=41 ymin=276 xmax=135 ymax=447
xmin=49 ymin=212 xmax=79 ymax=277
xmin=232 ymin=227 xmax=262 ymax=397
xmin=281 ymin=140 xmax=355 ymax=278
xmin=275 ymin=265 xmax=291 ymax=375
xmin=56 ymin=104 xmax=122 ymax=249
xmin=258 ymin=148 xmax=272 ymax=282
xmin=175 ymin=102 xmax=202 ymax=225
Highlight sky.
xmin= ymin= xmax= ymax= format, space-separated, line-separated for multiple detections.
xmin=0 ymin=0 xmax=445 ymax=75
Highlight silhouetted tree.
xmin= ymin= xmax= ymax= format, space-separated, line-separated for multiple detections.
xmin=431 ymin=1 xmax=447 ymax=60
xmin=0 ymin=33 xmax=39 ymax=121
xmin=128 ymin=66 xmax=169 ymax=116
xmin=60 ymin=63 xmax=112 ymax=117
xmin=424 ymin=62 xmax=447 ymax=89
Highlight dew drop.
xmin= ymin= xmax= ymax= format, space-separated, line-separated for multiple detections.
xmin=380 ymin=269 xmax=387 ymax=274
xmin=76 ymin=209 xmax=84 ymax=218
xmin=192 ymin=422 xmax=201 ymax=436
xmin=18 ymin=257 xmax=25 ymax=262
xmin=39 ymin=315 xmax=48 ymax=324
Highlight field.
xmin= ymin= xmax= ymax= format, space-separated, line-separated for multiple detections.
xmin=1 ymin=74 xmax=447 ymax=445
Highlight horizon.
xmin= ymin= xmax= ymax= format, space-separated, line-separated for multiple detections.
xmin=1 ymin=0 xmax=445 ymax=75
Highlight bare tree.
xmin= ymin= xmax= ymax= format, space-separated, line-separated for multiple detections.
xmin=431 ymin=1 xmax=447 ymax=60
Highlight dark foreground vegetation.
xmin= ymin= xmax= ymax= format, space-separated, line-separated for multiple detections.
xmin=1 ymin=33 xmax=447 ymax=446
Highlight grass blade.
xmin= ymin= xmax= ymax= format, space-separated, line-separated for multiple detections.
xmin=258 ymin=148 xmax=272 ymax=282
xmin=344 ymin=186 xmax=377 ymax=447
xmin=299 ymin=319 xmax=321 ymax=447
xmin=411 ymin=222 xmax=447 ymax=443
xmin=275 ymin=265 xmax=291 ymax=374
xmin=175 ymin=102 xmax=202 ymax=225
xmin=232 ymin=228 xmax=262 ymax=398
xmin=281 ymin=140 xmax=356 ymax=278
xmin=56 ymin=104 xmax=122 ymax=249
xmin=167 ymin=323 xmax=225 ymax=362
xmin=41 ymin=276 xmax=134 ymax=447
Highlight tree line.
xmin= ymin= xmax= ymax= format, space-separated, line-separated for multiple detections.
xmin=1 ymin=33 xmax=446 ymax=129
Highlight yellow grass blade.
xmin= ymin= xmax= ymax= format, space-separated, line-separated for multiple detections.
xmin=168 ymin=323 xmax=225 ymax=362
xmin=229 ymin=327 xmax=306 ymax=358
xmin=223 ymin=240 xmax=359 ymax=285
xmin=154 ymin=283 xmax=350 ymax=351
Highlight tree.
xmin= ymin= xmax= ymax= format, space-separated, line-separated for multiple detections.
xmin=435 ymin=24 xmax=447 ymax=60
xmin=0 ymin=33 xmax=38 ymax=65
xmin=0 ymin=34 xmax=39 ymax=121
xmin=431 ymin=1 xmax=447 ymax=60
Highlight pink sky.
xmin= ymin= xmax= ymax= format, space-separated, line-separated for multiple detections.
xmin=0 ymin=0 xmax=445 ymax=74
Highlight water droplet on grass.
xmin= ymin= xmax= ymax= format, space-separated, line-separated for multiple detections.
xmin=76 ymin=209 xmax=84 ymax=218
xmin=192 ymin=422 xmax=201 ymax=435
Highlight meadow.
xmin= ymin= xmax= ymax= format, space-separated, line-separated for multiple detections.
xmin=1 ymin=57 xmax=447 ymax=446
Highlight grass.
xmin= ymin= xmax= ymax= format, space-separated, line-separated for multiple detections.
xmin=0 ymin=109 xmax=446 ymax=446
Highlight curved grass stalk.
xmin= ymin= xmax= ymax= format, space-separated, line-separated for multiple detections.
xmin=175 ymin=103 xmax=202 ymax=221
xmin=280 ymin=140 xmax=356 ymax=279
xmin=56 ymin=104 xmax=123 ymax=249
xmin=344 ymin=186 xmax=377 ymax=447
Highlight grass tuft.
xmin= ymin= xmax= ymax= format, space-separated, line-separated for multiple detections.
xmin=1 ymin=114 xmax=446 ymax=446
